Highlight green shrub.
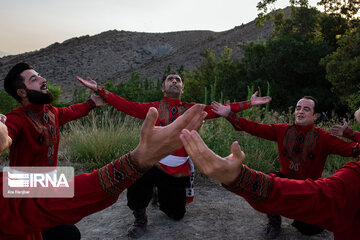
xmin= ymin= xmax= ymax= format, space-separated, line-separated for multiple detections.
xmin=59 ymin=111 xmax=141 ymax=170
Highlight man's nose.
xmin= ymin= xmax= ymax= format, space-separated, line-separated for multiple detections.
xmin=40 ymin=76 xmax=47 ymax=83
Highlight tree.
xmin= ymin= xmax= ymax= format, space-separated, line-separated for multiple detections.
xmin=256 ymin=0 xmax=359 ymax=27
xmin=320 ymin=28 xmax=360 ymax=112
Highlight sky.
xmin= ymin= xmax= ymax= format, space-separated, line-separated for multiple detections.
xmin=0 ymin=0 xmax=321 ymax=55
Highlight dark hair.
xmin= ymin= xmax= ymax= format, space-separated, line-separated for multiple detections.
xmin=161 ymin=71 xmax=184 ymax=87
xmin=302 ymin=96 xmax=319 ymax=114
xmin=4 ymin=62 xmax=32 ymax=103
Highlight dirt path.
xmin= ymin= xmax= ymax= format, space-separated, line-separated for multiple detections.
xmin=76 ymin=176 xmax=333 ymax=240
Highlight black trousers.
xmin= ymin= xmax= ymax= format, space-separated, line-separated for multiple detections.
xmin=127 ymin=166 xmax=189 ymax=220
xmin=42 ymin=224 xmax=81 ymax=240
xmin=267 ymin=171 xmax=324 ymax=236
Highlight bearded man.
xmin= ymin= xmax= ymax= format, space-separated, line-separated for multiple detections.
xmin=77 ymin=72 xmax=272 ymax=238
xmin=3 ymin=62 xmax=106 ymax=240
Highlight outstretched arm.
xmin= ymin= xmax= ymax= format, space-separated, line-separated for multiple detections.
xmin=180 ymin=129 xmax=360 ymax=233
xmin=180 ymin=129 xmax=244 ymax=184
xmin=250 ymin=91 xmax=272 ymax=106
xmin=76 ymin=76 xmax=156 ymax=119
xmin=76 ymin=76 xmax=98 ymax=91
xmin=211 ymin=91 xmax=271 ymax=118
xmin=330 ymin=119 xmax=348 ymax=137
xmin=330 ymin=117 xmax=360 ymax=144
xmin=0 ymin=105 xmax=207 ymax=237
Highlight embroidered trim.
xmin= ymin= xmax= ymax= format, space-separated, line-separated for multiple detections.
xmin=353 ymin=143 xmax=360 ymax=157
xmin=283 ymin=126 xmax=319 ymax=163
xmin=224 ymin=164 xmax=272 ymax=203
xmin=226 ymin=111 xmax=242 ymax=131
xmin=85 ymin=99 xmax=96 ymax=111
xmin=98 ymin=152 xmax=146 ymax=197
xmin=343 ymin=127 xmax=357 ymax=141
xmin=95 ymin=86 xmax=109 ymax=100
xmin=157 ymin=100 xmax=189 ymax=126
xmin=237 ymin=100 xmax=251 ymax=111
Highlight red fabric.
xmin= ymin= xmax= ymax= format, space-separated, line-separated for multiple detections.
xmin=103 ymin=91 xmax=251 ymax=122
xmin=100 ymin=90 xmax=251 ymax=176
xmin=0 ymin=153 xmax=144 ymax=239
xmin=5 ymin=102 xmax=92 ymax=167
xmin=226 ymin=112 xmax=360 ymax=180
xmin=223 ymin=161 xmax=360 ymax=240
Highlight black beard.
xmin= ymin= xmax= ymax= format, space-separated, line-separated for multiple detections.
xmin=26 ymin=89 xmax=54 ymax=105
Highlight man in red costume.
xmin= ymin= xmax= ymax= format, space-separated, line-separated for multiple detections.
xmin=211 ymin=96 xmax=360 ymax=238
xmin=179 ymin=112 xmax=360 ymax=240
xmin=0 ymin=102 xmax=207 ymax=240
xmin=76 ymin=73 xmax=272 ymax=238
xmin=3 ymin=62 xmax=107 ymax=240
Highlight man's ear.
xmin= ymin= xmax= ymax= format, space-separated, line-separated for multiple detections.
xmin=16 ymin=89 xmax=27 ymax=98
xmin=314 ymin=113 xmax=320 ymax=121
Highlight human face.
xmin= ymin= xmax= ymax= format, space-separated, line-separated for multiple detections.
xmin=162 ymin=74 xmax=184 ymax=98
xmin=294 ymin=98 xmax=318 ymax=126
xmin=21 ymin=69 xmax=49 ymax=93
xmin=20 ymin=69 xmax=53 ymax=104
xmin=355 ymin=108 xmax=360 ymax=125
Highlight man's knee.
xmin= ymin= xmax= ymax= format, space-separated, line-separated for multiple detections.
xmin=160 ymin=206 xmax=185 ymax=220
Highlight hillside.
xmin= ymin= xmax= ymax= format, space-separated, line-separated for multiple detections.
xmin=0 ymin=16 xmax=275 ymax=100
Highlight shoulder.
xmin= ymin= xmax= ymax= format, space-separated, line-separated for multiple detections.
xmin=6 ymin=107 xmax=25 ymax=120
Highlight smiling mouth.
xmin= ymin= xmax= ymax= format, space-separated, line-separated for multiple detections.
xmin=40 ymin=84 xmax=48 ymax=90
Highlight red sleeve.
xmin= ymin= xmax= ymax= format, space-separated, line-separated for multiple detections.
xmin=225 ymin=111 xmax=279 ymax=141
xmin=223 ymin=161 xmax=360 ymax=233
xmin=97 ymin=88 xmax=157 ymax=119
xmin=57 ymin=100 xmax=95 ymax=126
xmin=5 ymin=112 xmax=22 ymax=141
xmin=202 ymin=100 xmax=252 ymax=119
xmin=0 ymin=153 xmax=146 ymax=237
xmin=343 ymin=127 xmax=360 ymax=143
xmin=321 ymin=129 xmax=360 ymax=158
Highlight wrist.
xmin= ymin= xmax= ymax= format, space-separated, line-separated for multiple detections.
xmin=85 ymin=99 xmax=96 ymax=110
xmin=130 ymin=147 xmax=153 ymax=171
xmin=226 ymin=111 xmax=235 ymax=122
xmin=95 ymin=86 xmax=105 ymax=95
xmin=343 ymin=127 xmax=356 ymax=140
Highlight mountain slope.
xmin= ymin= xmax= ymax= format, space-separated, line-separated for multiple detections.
xmin=0 ymin=17 xmax=275 ymax=100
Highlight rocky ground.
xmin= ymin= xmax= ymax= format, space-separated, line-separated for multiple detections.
xmin=76 ymin=175 xmax=333 ymax=240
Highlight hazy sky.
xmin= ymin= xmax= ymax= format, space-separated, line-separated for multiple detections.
xmin=0 ymin=0 xmax=320 ymax=55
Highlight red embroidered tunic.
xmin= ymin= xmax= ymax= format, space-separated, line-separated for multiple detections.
xmin=0 ymin=153 xmax=145 ymax=240
xmin=97 ymin=88 xmax=252 ymax=176
xmin=5 ymin=101 xmax=95 ymax=167
xmin=223 ymin=161 xmax=360 ymax=240
xmin=226 ymin=112 xmax=360 ymax=180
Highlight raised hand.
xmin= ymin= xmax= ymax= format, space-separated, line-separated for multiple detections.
xmin=250 ymin=91 xmax=272 ymax=106
xmin=211 ymin=101 xmax=230 ymax=117
xmin=131 ymin=104 xmax=207 ymax=168
xmin=0 ymin=118 xmax=12 ymax=154
xmin=76 ymin=76 xmax=98 ymax=91
xmin=90 ymin=94 xmax=108 ymax=107
xmin=330 ymin=119 xmax=348 ymax=137
xmin=180 ymin=129 xmax=245 ymax=185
